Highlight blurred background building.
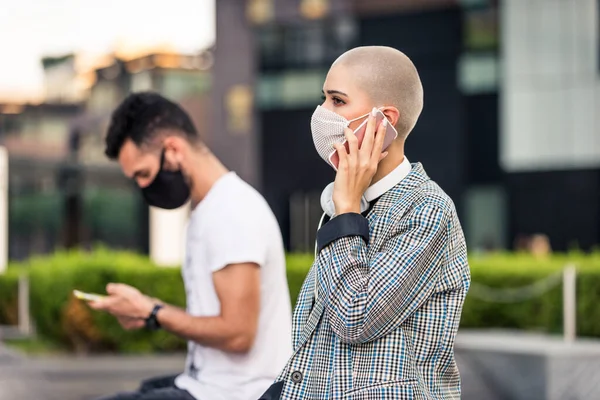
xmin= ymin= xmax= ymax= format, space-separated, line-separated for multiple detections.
xmin=212 ymin=0 xmax=599 ymax=255
xmin=0 ymin=0 xmax=598 ymax=260
xmin=0 ymin=50 xmax=213 ymax=260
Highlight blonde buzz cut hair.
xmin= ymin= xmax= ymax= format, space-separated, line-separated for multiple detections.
xmin=332 ymin=46 xmax=424 ymax=139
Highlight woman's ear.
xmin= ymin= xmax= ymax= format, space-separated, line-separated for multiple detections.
xmin=381 ymin=106 xmax=400 ymax=127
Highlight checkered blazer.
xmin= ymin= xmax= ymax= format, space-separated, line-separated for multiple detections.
xmin=275 ymin=163 xmax=470 ymax=400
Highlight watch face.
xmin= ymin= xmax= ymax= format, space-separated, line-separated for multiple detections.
xmin=145 ymin=316 xmax=159 ymax=331
xmin=145 ymin=318 xmax=153 ymax=330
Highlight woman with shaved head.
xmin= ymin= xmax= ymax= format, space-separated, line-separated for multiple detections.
xmin=259 ymin=46 xmax=471 ymax=400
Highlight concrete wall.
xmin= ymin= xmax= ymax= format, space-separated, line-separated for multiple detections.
xmin=456 ymin=330 xmax=600 ymax=400
xmin=210 ymin=0 xmax=260 ymax=188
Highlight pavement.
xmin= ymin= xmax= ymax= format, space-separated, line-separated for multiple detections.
xmin=1 ymin=342 xmax=483 ymax=400
xmin=0 ymin=343 xmax=185 ymax=400
xmin=4 ymin=330 xmax=600 ymax=400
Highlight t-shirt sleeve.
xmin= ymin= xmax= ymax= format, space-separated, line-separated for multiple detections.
xmin=200 ymin=201 xmax=270 ymax=273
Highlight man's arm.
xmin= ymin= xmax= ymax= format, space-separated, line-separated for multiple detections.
xmin=155 ymin=262 xmax=260 ymax=353
xmin=316 ymin=202 xmax=450 ymax=344
xmin=90 ymin=262 xmax=260 ymax=354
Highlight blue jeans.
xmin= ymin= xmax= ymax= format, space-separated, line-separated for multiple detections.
xmin=96 ymin=374 xmax=196 ymax=400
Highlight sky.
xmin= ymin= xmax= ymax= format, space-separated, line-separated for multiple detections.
xmin=0 ymin=0 xmax=215 ymax=102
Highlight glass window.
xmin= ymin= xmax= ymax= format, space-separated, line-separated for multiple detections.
xmin=458 ymin=52 xmax=499 ymax=94
xmin=160 ymin=71 xmax=210 ymax=99
xmin=256 ymin=74 xmax=281 ymax=110
xmin=325 ymin=16 xmax=358 ymax=62
xmin=8 ymin=160 xmax=146 ymax=260
xmin=257 ymin=17 xmax=358 ymax=71
xmin=82 ymin=186 xmax=144 ymax=251
xmin=283 ymin=23 xmax=326 ymax=67
xmin=8 ymin=161 xmax=63 ymax=260
xmin=464 ymin=185 xmax=508 ymax=253
xmin=463 ymin=4 xmax=499 ymax=51
xmin=257 ymin=69 xmax=326 ymax=110
xmin=257 ymin=25 xmax=286 ymax=70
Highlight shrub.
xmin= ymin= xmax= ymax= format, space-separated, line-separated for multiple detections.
xmin=1 ymin=248 xmax=312 ymax=354
xmin=285 ymin=253 xmax=314 ymax=306
xmin=2 ymin=248 xmax=600 ymax=354
xmin=0 ymin=267 xmax=20 ymax=325
xmin=462 ymin=251 xmax=600 ymax=337
xmin=23 ymin=248 xmax=187 ymax=353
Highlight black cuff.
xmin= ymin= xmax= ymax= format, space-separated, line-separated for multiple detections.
xmin=316 ymin=212 xmax=369 ymax=253
xmin=257 ymin=380 xmax=284 ymax=400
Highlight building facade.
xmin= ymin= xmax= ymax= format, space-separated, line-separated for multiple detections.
xmin=212 ymin=0 xmax=599 ymax=252
xmin=1 ymin=51 xmax=213 ymax=261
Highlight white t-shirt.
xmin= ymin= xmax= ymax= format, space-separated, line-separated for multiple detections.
xmin=174 ymin=172 xmax=293 ymax=400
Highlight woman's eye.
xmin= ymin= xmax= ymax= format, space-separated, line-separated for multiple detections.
xmin=332 ymin=97 xmax=344 ymax=106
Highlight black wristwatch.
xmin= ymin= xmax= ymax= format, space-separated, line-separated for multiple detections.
xmin=145 ymin=304 xmax=164 ymax=331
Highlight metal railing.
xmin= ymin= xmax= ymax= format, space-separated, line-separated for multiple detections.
xmin=468 ymin=265 xmax=577 ymax=342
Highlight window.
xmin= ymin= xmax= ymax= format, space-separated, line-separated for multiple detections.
xmin=459 ymin=0 xmax=500 ymax=94
xmin=257 ymin=25 xmax=286 ymax=71
xmin=458 ymin=52 xmax=499 ymax=94
xmin=257 ymin=69 xmax=327 ymax=110
xmin=462 ymin=1 xmax=499 ymax=52
xmin=257 ymin=17 xmax=358 ymax=71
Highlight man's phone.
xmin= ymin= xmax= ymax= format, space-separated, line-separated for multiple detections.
xmin=73 ymin=289 xmax=105 ymax=302
xmin=329 ymin=109 xmax=398 ymax=170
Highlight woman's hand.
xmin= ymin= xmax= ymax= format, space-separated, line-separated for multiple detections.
xmin=332 ymin=107 xmax=388 ymax=215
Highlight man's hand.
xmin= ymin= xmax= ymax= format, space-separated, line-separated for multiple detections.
xmin=332 ymin=107 xmax=388 ymax=215
xmin=89 ymin=283 xmax=154 ymax=320
xmin=116 ymin=316 xmax=145 ymax=331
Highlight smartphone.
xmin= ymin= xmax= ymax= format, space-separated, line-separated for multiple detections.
xmin=329 ymin=109 xmax=398 ymax=170
xmin=73 ymin=289 xmax=105 ymax=302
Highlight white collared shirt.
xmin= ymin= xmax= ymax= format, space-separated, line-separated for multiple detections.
xmin=364 ymin=156 xmax=412 ymax=202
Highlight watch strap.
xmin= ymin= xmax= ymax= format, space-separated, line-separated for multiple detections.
xmin=145 ymin=304 xmax=163 ymax=331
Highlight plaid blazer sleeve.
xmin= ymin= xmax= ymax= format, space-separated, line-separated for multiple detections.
xmin=315 ymin=202 xmax=450 ymax=344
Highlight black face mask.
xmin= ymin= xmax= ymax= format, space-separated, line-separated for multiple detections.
xmin=141 ymin=150 xmax=190 ymax=210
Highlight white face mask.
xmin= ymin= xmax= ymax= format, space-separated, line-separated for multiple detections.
xmin=310 ymin=105 xmax=372 ymax=168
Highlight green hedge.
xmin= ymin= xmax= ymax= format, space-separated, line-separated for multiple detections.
xmin=463 ymin=251 xmax=600 ymax=337
xmin=0 ymin=249 xmax=315 ymax=353
xmin=0 ymin=268 xmax=20 ymax=326
xmin=1 ymin=249 xmax=600 ymax=353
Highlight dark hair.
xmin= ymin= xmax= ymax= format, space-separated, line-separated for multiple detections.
xmin=104 ymin=91 xmax=199 ymax=159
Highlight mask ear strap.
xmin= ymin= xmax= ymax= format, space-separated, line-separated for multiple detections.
xmin=159 ymin=148 xmax=167 ymax=171
xmin=378 ymin=107 xmax=394 ymax=124
xmin=347 ymin=111 xmax=371 ymax=124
